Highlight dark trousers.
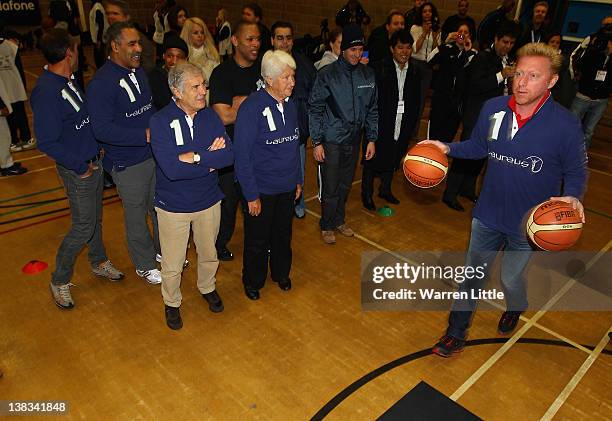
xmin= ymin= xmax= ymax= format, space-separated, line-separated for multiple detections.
xmin=443 ymin=158 xmax=486 ymax=202
xmin=361 ymin=166 xmax=393 ymax=199
xmin=93 ymin=42 xmax=106 ymax=69
xmin=216 ymin=168 xmax=239 ymax=250
xmin=53 ymin=162 xmax=107 ymax=285
xmin=429 ymin=94 xmax=461 ymax=142
xmin=242 ymin=191 xmax=295 ymax=290
xmin=7 ymin=101 xmax=31 ymax=145
xmin=447 ymin=218 xmax=532 ymax=340
xmin=443 ymin=119 xmax=485 ymax=202
xmin=319 ymin=143 xmax=359 ymax=231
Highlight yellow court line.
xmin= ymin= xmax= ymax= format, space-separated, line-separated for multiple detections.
xmin=449 ymin=240 xmax=612 ymax=401
xmin=0 ymin=165 xmax=56 ymax=181
xmin=540 ymin=326 xmax=612 ymax=421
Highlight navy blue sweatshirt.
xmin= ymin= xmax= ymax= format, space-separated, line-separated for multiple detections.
xmin=150 ymin=102 xmax=234 ymax=213
xmin=234 ymin=89 xmax=302 ymax=202
xmin=449 ymin=95 xmax=587 ymax=237
xmin=31 ymin=70 xmax=99 ymax=175
xmin=86 ymin=60 xmax=155 ymax=171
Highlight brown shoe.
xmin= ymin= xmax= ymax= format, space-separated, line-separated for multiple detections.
xmin=336 ymin=224 xmax=354 ymax=237
xmin=322 ymin=230 xmax=336 ymax=244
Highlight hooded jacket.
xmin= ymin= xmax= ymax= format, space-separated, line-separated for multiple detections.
xmin=308 ymin=55 xmax=378 ymax=145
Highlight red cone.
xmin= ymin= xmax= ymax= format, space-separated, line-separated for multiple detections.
xmin=22 ymin=260 xmax=49 ymax=274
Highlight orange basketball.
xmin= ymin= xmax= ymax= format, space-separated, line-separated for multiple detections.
xmin=526 ymin=200 xmax=583 ymax=251
xmin=403 ymin=144 xmax=449 ymax=188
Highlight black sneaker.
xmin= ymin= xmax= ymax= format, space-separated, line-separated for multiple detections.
xmin=216 ymin=246 xmax=234 ymax=261
xmin=432 ymin=335 xmax=465 ymax=357
xmin=164 ymin=305 xmax=182 ymax=330
xmin=1 ymin=164 xmax=27 ymax=176
xmin=498 ymin=311 xmax=521 ymax=335
xmin=202 ymin=290 xmax=224 ymax=313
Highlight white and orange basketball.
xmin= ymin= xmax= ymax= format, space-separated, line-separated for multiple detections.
xmin=526 ymin=200 xmax=583 ymax=251
xmin=403 ymin=144 xmax=449 ymax=188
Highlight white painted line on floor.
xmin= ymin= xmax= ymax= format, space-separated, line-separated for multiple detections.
xmin=15 ymin=153 xmax=46 ymax=162
xmin=449 ymin=240 xmax=612 ymax=401
xmin=588 ymin=151 xmax=612 ymax=161
xmin=540 ymin=326 xmax=612 ymax=421
xmin=589 ymin=167 xmax=612 ymax=177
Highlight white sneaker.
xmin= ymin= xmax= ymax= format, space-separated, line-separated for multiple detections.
xmin=136 ymin=268 xmax=162 ymax=284
xmin=10 ymin=143 xmax=23 ymax=152
xmin=22 ymin=138 xmax=36 ymax=150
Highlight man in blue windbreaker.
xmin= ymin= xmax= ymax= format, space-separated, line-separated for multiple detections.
xmin=31 ymin=29 xmax=124 ymax=309
xmin=422 ymin=43 xmax=588 ymax=357
xmin=87 ymin=21 xmax=161 ymax=285
xmin=150 ymin=62 xmax=234 ymax=330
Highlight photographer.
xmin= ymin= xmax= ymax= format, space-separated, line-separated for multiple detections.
xmin=570 ymin=23 xmax=611 ymax=148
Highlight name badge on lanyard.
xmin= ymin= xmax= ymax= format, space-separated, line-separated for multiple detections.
xmin=397 ymin=100 xmax=405 ymax=114
xmin=595 ymin=70 xmax=607 ymax=82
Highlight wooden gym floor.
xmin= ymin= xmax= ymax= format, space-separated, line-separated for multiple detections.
xmin=0 ymin=48 xmax=610 ymax=420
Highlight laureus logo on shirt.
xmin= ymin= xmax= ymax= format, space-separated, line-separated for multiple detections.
xmin=357 ymin=82 xmax=375 ymax=89
xmin=488 ymin=152 xmax=544 ymax=173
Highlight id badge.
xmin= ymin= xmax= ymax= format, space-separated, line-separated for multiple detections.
xmin=595 ymin=70 xmax=607 ymax=82
xmin=397 ymin=100 xmax=405 ymax=114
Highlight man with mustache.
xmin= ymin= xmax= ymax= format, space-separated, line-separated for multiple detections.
xmin=87 ymin=22 xmax=162 ymax=285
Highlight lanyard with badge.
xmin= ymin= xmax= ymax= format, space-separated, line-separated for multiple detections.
xmin=595 ymin=55 xmax=609 ymax=82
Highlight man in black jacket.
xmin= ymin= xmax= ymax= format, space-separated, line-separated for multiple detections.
xmin=362 ymin=29 xmax=420 ymax=210
xmin=443 ymin=22 xmax=520 ymax=211
xmin=271 ymin=21 xmax=316 ymax=218
xmin=309 ymin=24 xmax=378 ymax=245
xmin=367 ymin=11 xmax=405 ymax=65
xmin=477 ymin=0 xmax=515 ymax=50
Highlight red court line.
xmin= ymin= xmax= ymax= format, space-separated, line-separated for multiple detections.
xmin=0 ymin=198 xmax=121 ymax=236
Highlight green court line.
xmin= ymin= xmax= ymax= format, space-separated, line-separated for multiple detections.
xmin=0 ymin=186 xmax=63 ymax=204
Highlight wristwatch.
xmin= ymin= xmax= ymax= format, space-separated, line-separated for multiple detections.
xmin=312 ymin=140 xmax=322 ymax=147
xmin=193 ymin=152 xmax=201 ymax=164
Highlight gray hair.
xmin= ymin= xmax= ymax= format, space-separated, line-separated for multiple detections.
xmin=261 ymin=50 xmax=296 ymax=81
xmin=168 ymin=62 xmax=204 ymax=96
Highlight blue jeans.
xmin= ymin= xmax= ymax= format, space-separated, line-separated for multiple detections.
xmin=52 ymin=162 xmax=107 ymax=285
xmin=446 ymin=218 xmax=533 ymax=340
xmin=295 ymin=143 xmax=306 ymax=214
xmin=570 ymin=95 xmax=608 ymax=148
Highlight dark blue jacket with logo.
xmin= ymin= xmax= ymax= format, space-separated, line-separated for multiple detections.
xmin=449 ymin=95 xmax=587 ymax=236
xmin=234 ymin=89 xmax=302 ymax=202
xmin=31 ymin=69 xmax=99 ymax=175
xmin=86 ymin=60 xmax=155 ymax=171
xmin=308 ymin=56 xmax=378 ymax=145
xmin=150 ymin=102 xmax=234 ymax=213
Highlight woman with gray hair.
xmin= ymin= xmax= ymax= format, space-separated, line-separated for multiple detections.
xmin=234 ymin=50 xmax=302 ymax=301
